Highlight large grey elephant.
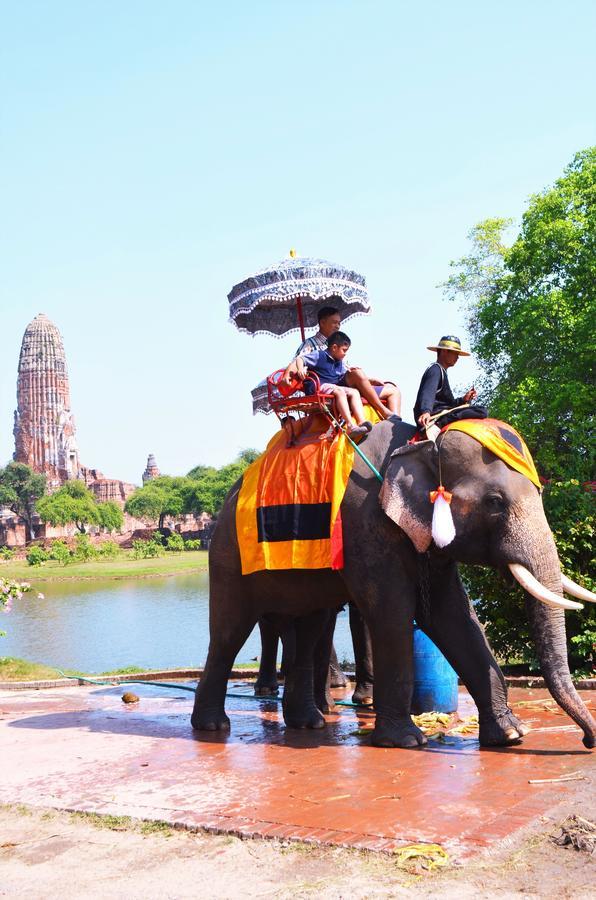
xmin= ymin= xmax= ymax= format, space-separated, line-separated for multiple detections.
xmin=192 ymin=420 xmax=595 ymax=749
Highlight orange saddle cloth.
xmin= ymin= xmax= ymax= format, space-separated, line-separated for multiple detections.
xmin=443 ymin=418 xmax=541 ymax=488
xmin=236 ymin=409 xmax=378 ymax=574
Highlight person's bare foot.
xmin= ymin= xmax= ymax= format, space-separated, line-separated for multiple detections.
xmin=319 ymin=425 xmax=336 ymax=441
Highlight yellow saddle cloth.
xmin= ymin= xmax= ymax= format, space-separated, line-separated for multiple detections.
xmin=443 ymin=418 xmax=541 ymax=488
xmin=237 ymin=409 xmax=378 ymax=574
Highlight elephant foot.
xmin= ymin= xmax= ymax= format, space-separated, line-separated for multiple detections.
xmin=316 ymin=691 xmax=336 ymax=714
xmin=329 ymin=666 xmax=349 ymax=689
xmin=352 ymin=682 xmax=374 ymax=707
xmin=372 ymin=716 xmax=428 ymax=749
xmin=191 ymin=707 xmax=231 ymax=732
xmin=479 ymin=710 xmax=529 ymax=747
xmin=254 ymin=679 xmax=280 ymax=697
xmin=283 ymin=703 xmax=326 ymax=730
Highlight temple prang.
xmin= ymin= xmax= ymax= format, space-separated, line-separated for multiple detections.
xmin=142 ymin=454 xmax=161 ymax=483
xmin=13 ymin=313 xmax=81 ymax=490
xmin=3 ymin=314 xmax=213 ymax=547
xmin=13 ymin=313 xmax=135 ymax=503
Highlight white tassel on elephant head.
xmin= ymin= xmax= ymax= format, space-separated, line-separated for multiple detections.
xmin=430 ymin=486 xmax=456 ymax=548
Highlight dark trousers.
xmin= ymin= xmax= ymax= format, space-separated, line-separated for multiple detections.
xmin=433 ymin=404 xmax=488 ymax=428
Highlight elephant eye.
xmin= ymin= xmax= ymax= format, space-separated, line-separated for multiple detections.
xmin=484 ymin=493 xmax=507 ymax=514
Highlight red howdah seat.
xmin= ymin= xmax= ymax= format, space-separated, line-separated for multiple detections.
xmin=267 ymin=369 xmax=335 ymax=422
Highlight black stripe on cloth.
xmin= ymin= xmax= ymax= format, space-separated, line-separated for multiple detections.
xmin=257 ymin=503 xmax=332 ymax=543
xmin=497 ymin=425 xmax=524 ymax=454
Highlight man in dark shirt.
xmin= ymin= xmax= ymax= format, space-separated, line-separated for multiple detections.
xmin=414 ymin=335 xmax=487 ymax=436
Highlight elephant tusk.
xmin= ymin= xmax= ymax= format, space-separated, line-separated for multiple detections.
xmin=561 ymin=574 xmax=596 ymax=604
xmin=508 ymin=564 xmax=583 ymax=611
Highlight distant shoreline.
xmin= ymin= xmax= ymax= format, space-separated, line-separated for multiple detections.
xmin=0 ymin=552 xmax=209 ymax=582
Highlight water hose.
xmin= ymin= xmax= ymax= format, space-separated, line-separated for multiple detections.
xmin=56 ymin=670 xmax=360 ymax=706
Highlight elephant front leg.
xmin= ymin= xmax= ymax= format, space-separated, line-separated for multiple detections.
xmin=191 ymin=582 xmax=257 ymax=732
xmin=367 ymin=605 xmax=427 ymax=749
xmin=282 ymin=610 xmax=330 ymax=730
xmin=420 ymin=561 xmax=529 ymax=747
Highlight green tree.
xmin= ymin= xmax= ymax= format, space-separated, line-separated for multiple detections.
xmin=26 ymin=545 xmax=49 ymax=566
xmin=237 ymin=448 xmax=261 ymax=465
xmin=444 ymin=147 xmax=596 ymax=671
xmin=165 ymin=532 xmax=185 ymax=552
xmin=125 ymin=476 xmax=188 ymax=530
xmin=186 ymin=464 xmax=217 ymax=481
xmin=97 ymin=501 xmax=124 ymax=533
xmin=185 ymin=450 xmax=260 ymax=518
xmin=48 ymin=540 xmax=71 ymax=566
xmin=36 ymin=481 xmax=100 ymax=533
xmin=0 ymin=462 xmax=47 ymax=540
xmin=443 ymin=148 xmax=595 ymax=481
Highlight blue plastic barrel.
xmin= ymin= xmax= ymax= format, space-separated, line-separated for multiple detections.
xmin=412 ymin=625 xmax=459 ymax=714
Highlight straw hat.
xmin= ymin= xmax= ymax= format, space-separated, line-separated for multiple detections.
xmin=427 ymin=335 xmax=470 ymax=356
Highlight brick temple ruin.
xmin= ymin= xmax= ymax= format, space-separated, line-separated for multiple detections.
xmin=13 ymin=313 xmax=81 ymax=489
xmin=1 ymin=314 xmax=212 ymax=546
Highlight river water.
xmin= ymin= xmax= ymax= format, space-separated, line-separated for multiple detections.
xmin=1 ymin=574 xmax=354 ymax=672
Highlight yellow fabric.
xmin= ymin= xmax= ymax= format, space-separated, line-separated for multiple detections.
xmin=237 ymin=408 xmax=379 ymax=574
xmin=443 ymin=418 xmax=541 ymax=488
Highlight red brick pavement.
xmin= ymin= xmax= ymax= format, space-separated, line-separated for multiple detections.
xmin=0 ymin=682 xmax=593 ymax=861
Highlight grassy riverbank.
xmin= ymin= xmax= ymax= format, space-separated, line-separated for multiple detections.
xmin=0 ymin=551 xmax=209 ymax=581
xmin=0 ymin=657 xmax=259 ymax=682
xmin=0 ymin=658 xmax=164 ymax=681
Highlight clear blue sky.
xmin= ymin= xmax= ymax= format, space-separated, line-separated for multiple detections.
xmin=2 ymin=1 xmax=594 ymax=484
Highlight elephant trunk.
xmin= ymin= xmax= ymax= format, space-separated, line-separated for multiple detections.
xmin=524 ymin=562 xmax=596 ymax=749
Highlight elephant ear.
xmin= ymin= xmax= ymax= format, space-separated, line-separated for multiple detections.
xmin=379 ymin=440 xmax=439 ymax=552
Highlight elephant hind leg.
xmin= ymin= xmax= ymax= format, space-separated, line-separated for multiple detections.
xmin=349 ymin=601 xmax=374 ymax=706
xmin=191 ymin=578 xmax=257 ymax=732
xmin=254 ymin=616 xmax=283 ymax=696
xmin=283 ymin=609 xmax=331 ymax=730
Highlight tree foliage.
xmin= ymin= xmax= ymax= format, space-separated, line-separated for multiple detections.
xmin=124 ymin=450 xmax=261 ymax=529
xmin=32 ymin=479 xmax=123 ymax=538
xmin=444 ymin=148 xmax=596 ymax=671
xmin=184 ymin=449 xmax=261 ymax=517
xmin=96 ymin=501 xmax=124 ymax=532
xmin=125 ymin=476 xmax=187 ymax=529
xmin=0 ymin=462 xmax=47 ymax=538
xmin=444 ymin=148 xmax=595 ymax=481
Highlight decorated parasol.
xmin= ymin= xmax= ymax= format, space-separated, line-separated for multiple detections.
xmin=228 ymin=250 xmax=371 ymax=340
xmin=228 ymin=250 xmax=372 ymax=413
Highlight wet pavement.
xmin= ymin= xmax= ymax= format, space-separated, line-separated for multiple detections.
xmin=1 ymin=681 xmax=594 ymax=861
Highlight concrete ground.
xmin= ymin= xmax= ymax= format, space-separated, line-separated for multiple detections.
xmin=0 ymin=680 xmax=594 ymax=896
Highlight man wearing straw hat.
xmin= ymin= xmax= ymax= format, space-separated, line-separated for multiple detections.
xmin=414 ymin=335 xmax=487 ymax=440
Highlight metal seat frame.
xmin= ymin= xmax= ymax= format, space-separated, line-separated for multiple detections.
xmin=266 ymin=369 xmax=336 ymax=426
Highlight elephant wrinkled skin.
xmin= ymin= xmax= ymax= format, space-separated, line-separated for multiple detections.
xmin=192 ymin=420 xmax=595 ymax=750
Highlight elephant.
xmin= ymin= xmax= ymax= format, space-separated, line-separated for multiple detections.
xmin=192 ymin=419 xmax=595 ymax=750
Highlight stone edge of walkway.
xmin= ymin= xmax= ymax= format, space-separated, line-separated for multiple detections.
xmin=1 ymin=669 xmax=594 ymax=691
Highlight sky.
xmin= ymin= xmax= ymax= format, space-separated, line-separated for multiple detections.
xmin=1 ymin=1 xmax=595 ymax=485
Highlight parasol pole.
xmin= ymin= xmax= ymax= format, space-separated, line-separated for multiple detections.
xmin=290 ymin=249 xmax=306 ymax=342
xmin=296 ymin=297 xmax=306 ymax=342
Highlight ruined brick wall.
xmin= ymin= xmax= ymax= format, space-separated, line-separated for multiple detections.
xmin=86 ymin=477 xmax=136 ymax=505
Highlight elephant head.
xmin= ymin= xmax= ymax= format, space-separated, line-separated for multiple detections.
xmin=380 ymin=429 xmax=596 ymax=749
